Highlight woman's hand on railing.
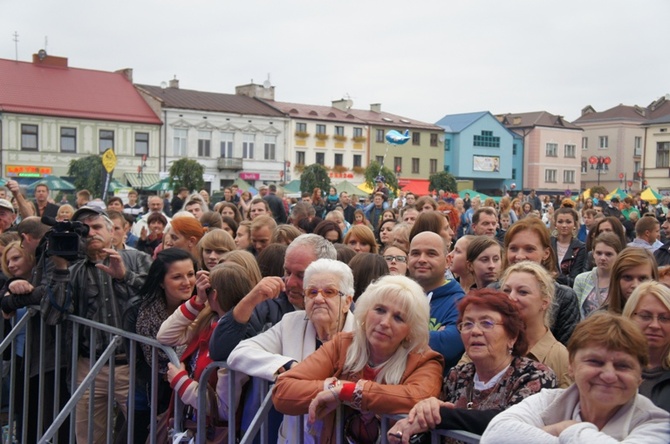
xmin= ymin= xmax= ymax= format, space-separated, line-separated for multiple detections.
xmin=167 ymin=362 xmax=187 ymax=384
xmin=308 ymin=386 xmax=341 ymax=424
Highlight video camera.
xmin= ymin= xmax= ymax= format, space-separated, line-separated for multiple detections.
xmin=41 ymin=216 xmax=90 ymax=261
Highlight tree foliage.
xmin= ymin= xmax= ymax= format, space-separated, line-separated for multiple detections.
xmin=68 ymin=155 xmax=106 ymax=198
xmin=169 ymin=158 xmax=204 ymax=192
xmin=364 ymin=161 xmax=398 ymax=192
xmin=590 ymin=185 xmax=608 ymax=197
xmin=300 ymin=164 xmax=331 ymax=194
xmin=428 ymin=171 xmax=458 ymax=193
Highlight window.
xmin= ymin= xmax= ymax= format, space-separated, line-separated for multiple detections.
xmin=316 ymin=124 xmax=326 ymax=135
xmin=60 ymin=127 xmax=76 ymax=153
xmin=656 ymin=142 xmax=670 ymax=168
xmin=173 ymin=129 xmax=188 ymax=157
xmin=634 ymin=136 xmax=642 ymax=156
xmin=564 ymin=144 xmax=576 ymax=158
xmin=376 ymin=129 xmax=385 ymax=143
xmin=243 ymin=134 xmax=254 ymax=159
xmin=316 ymin=152 xmax=325 ymax=165
xmin=353 ymin=127 xmax=363 ymax=138
xmin=375 ymin=156 xmax=384 ymax=165
xmin=430 ymin=133 xmax=439 ymax=147
xmin=296 ymin=122 xmax=307 ymax=133
xmin=634 ymin=161 xmax=641 ymax=174
xmin=599 ymin=136 xmax=608 ymax=149
xmin=135 ymin=132 xmax=149 ymax=157
xmin=430 ymin=159 xmax=438 ymax=174
xmin=296 ymin=151 xmax=306 ymax=165
xmin=198 ymin=131 xmax=211 ymax=157
xmin=581 ymin=157 xmax=588 ymax=173
xmin=353 ymin=154 xmax=362 ymax=168
xmin=335 ymin=126 xmax=344 ymax=136
xmin=445 ymin=139 xmax=451 ymax=151
xmin=21 ymin=124 xmax=38 ymax=151
xmin=473 ymin=130 xmax=500 ymax=148
xmin=512 ymin=168 xmax=517 ymax=180
xmin=512 ymin=143 xmax=517 ymax=155
xmin=99 ymin=130 xmax=114 ymax=153
xmin=412 ymin=132 xmax=420 ymax=145
xmin=220 ymin=132 xmax=234 ymax=158
xmin=334 ymin=153 xmax=343 ymax=166
xmin=582 ymin=137 xmax=588 ymax=150
xmin=545 ymin=143 xmax=558 ymax=157
xmin=412 ymin=158 xmax=420 ymax=174
xmin=264 ymin=135 xmax=276 ymax=160
xmin=563 ymin=170 xmax=575 ymax=183
xmin=394 ymin=157 xmax=402 ymax=173
xmin=545 ymin=169 xmax=557 ymax=183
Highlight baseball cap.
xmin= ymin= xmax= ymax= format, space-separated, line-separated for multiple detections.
xmin=610 ymin=197 xmax=620 ymax=203
xmin=72 ymin=205 xmax=109 ymax=221
xmin=0 ymin=199 xmax=15 ymax=213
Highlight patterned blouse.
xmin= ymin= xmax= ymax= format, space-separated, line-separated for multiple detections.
xmin=443 ymin=356 xmax=557 ymax=410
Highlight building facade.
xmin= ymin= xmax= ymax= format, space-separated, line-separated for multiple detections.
xmin=497 ymin=111 xmax=582 ymax=194
xmin=136 ymin=82 xmax=289 ymax=191
xmin=0 ymin=54 xmax=162 ymax=188
xmin=436 ymin=111 xmax=522 ymax=195
xmin=574 ymin=96 xmax=670 ymax=194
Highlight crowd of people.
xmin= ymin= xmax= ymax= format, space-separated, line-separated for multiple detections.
xmin=0 ymin=175 xmax=669 ymax=443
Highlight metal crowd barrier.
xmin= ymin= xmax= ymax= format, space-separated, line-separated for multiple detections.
xmin=0 ymin=307 xmax=182 ymax=444
xmin=0 ymin=310 xmax=480 ymax=444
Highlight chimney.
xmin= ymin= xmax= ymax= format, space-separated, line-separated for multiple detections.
xmin=235 ymin=82 xmax=275 ymax=100
xmin=169 ymin=76 xmax=179 ymax=89
xmin=115 ymin=68 xmax=133 ymax=82
xmin=370 ymin=103 xmax=382 ymax=113
xmin=332 ymin=99 xmax=352 ymax=111
xmin=32 ymin=50 xmax=68 ymax=68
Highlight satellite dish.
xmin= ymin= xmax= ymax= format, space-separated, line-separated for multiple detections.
xmin=37 ymin=49 xmax=47 ymax=61
xmin=263 ymin=80 xmax=272 ymax=89
xmin=160 ymin=81 xmax=168 ymax=90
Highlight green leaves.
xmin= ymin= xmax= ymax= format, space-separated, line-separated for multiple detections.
xmin=168 ymin=158 xmax=205 ymax=193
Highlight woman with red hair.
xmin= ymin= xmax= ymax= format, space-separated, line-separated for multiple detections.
xmin=165 ymin=215 xmax=206 ymax=262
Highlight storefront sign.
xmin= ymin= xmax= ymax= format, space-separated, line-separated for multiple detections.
xmin=6 ymin=165 xmax=53 ymax=177
xmin=240 ymin=172 xmax=260 ymax=180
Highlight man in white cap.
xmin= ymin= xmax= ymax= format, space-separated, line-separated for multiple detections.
xmin=0 ymin=198 xmax=16 ymax=233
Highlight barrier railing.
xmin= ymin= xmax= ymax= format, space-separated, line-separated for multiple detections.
xmin=1 ymin=311 xmax=480 ymax=444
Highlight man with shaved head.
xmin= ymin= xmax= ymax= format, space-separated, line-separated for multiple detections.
xmin=408 ymin=231 xmax=465 ymax=371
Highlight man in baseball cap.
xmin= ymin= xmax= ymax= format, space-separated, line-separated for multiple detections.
xmin=0 ymin=198 xmax=16 ymax=233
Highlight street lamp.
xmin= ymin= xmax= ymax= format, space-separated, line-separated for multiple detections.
xmin=589 ymin=156 xmax=611 ymax=186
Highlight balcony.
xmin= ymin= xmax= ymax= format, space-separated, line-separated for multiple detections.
xmin=217 ymin=157 xmax=243 ymax=170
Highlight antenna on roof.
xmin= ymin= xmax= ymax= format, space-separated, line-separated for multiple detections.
xmin=263 ymin=73 xmax=272 ymax=89
xmin=12 ymin=31 xmax=19 ymax=61
xmin=44 ymin=36 xmax=48 ymax=52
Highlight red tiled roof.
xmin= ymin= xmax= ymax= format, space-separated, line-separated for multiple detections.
xmin=138 ymin=84 xmax=286 ymax=117
xmin=0 ymin=57 xmax=162 ymax=125
xmin=574 ymin=104 xmax=648 ymax=123
xmin=346 ymin=109 xmax=443 ymax=131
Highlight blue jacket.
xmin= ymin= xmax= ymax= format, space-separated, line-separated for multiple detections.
xmin=427 ymin=279 xmax=465 ymax=373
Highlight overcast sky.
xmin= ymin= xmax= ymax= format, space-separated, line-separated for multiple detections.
xmin=3 ymin=0 xmax=669 ymax=124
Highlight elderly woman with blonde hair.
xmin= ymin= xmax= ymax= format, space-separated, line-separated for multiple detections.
xmin=273 ymin=274 xmax=443 ymax=444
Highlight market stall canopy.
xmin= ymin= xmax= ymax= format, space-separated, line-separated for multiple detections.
xmin=605 ymin=187 xmax=630 ymax=201
xmin=640 ymin=187 xmax=663 ymax=204
xmin=232 ymin=178 xmax=257 ymax=195
xmin=26 ymin=175 xmax=76 ymax=191
xmin=146 ymin=177 xmax=172 ymax=192
xmin=332 ymin=180 xmax=366 ymax=197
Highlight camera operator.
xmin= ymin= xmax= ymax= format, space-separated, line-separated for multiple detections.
xmin=48 ymin=206 xmax=152 ymax=443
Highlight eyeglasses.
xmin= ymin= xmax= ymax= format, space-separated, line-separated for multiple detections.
xmin=383 ymin=255 xmax=407 ymax=263
xmin=633 ymin=312 xmax=670 ymax=325
xmin=457 ymin=320 xmax=503 ymax=332
xmin=305 ymin=287 xmax=345 ymax=299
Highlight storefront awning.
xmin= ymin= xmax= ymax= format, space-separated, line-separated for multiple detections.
xmin=124 ymin=173 xmax=161 ymax=189
xmin=398 ymin=179 xmax=430 ymax=196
